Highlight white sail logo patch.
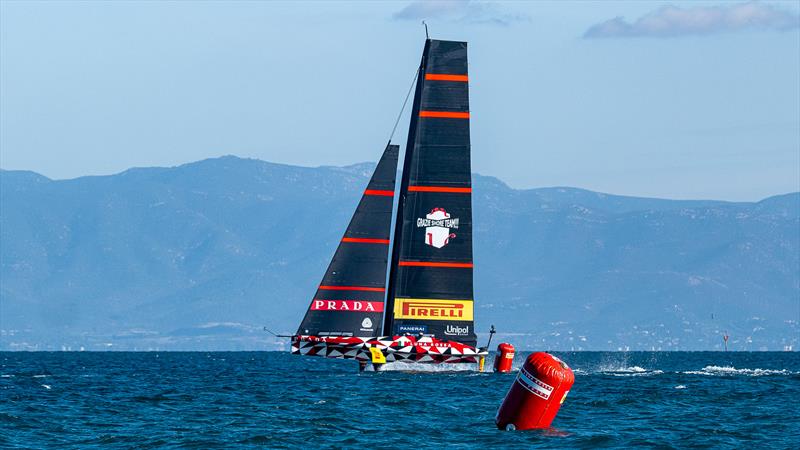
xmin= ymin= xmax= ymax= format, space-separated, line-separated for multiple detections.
xmin=360 ymin=317 xmax=374 ymax=332
xmin=417 ymin=208 xmax=459 ymax=249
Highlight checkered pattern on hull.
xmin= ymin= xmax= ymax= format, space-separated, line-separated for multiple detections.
xmin=291 ymin=335 xmax=487 ymax=364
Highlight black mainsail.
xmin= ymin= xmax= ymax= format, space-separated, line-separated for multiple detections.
xmin=383 ymin=39 xmax=477 ymax=347
xmin=296 ymin=144 xmax=399 ymax=337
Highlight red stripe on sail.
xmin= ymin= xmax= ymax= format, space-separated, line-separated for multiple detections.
xmin=419 ymin=111 xmax=470 ymax=119
xmin=425 ymin=74 xmax=468 ymax=82
xmin=398 ymin=261 xmax=474 ymax=268
xmin=408 ymin=186 xmax=472 ymax=193
xmin=318 ymin=286 xmax=386 ymax=292
xmin=364 ymin=189 xmax=394 ymax=196
xmin=341 ymin=238 xmax=390 ymax=244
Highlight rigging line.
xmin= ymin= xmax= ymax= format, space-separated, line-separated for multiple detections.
xmin=262 ymin=326 xmax=293 ymax=338
xmin=387 ymin=67 xmax=420 ymax=144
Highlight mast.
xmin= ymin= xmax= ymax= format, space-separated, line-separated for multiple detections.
xmin=384 ymin=41 xmax=430 ymax=335
xmin=384 ymin=39 xmax=476 ymax=346
xmin=296 ymin=143 xmax=399 ymax=337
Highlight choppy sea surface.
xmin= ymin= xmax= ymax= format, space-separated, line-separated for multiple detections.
xmin=2 ymin=351 xmax=799 ymax=448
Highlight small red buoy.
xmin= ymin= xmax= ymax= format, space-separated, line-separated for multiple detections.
xmin=495 ymin=352 xmax=574 ymax=430
xmin=493 ymin=342 xmax=515 ymax=373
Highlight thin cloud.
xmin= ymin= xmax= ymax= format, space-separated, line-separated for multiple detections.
xmin=584 ymin=1 xmax=800 ymax=39
xmin=392 ymin=0 xmax=528 ymax=27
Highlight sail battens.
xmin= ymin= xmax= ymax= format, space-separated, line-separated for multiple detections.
xmin=408 ymin=185 xmax=472 ymax=193
xmin=419 ymin=110 xmax=470 ymax=119
xmin=425 ymin=73 xmax=468 ymax=82
xmin=294 ymin=38 xmax=485 ymax=361
xmin=296 ymin=143 xmax=399 ymax=337
xmin=318 ymin=285 xmax=385 ymax=292
xmin=384 ymin=39 xmax=477 ymax=347
xmin=398 ymin=261 xmax=474 ymax=268
xmin=341 ymin=238 xmax=390 ymax=244
xmin=364 ymin=189 xmax=394 ymax=196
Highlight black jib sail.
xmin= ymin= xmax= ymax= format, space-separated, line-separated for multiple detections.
xmin=384 ymin=39 xmax=477 ymax=347
xmin=296 ymin=144 xmax=399 ymax=337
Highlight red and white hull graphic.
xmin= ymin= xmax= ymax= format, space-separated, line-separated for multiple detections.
xmin=291 ymin=334 xmax=487 ymax=364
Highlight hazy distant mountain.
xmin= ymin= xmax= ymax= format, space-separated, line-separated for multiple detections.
xmin=1 ymin=156 xmax=797 ymax=351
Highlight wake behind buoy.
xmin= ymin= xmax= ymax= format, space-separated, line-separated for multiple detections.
xmin=495 ymin=352 xmax=574 ymax=430
xmin=493 ymin=342 xmax=515 ymax=373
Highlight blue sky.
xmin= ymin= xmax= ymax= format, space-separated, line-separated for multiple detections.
xmin=1 ymin=1 xmax=798 ymax=200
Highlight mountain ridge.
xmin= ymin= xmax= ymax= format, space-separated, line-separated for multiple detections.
xmin=1 ymin=156 xmax=797 ymax=351
xmin=4 ymin=155 xmax=793 ymax=204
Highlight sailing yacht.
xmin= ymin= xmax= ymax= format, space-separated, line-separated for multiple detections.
xmin=292 ymin=38 xmax=487 ymax=369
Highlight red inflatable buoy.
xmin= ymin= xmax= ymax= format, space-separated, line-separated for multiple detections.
xmin=493 ymin=342 xmax=515 ymax=373
xmin=495 ymin=352 xmax=574 ymax=430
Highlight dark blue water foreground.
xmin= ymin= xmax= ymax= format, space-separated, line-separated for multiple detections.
xmin=2 ymin=352 xmax=799 ymax=448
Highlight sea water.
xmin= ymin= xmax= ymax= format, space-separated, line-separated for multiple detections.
xmin=2 ymin=351 xmax=798 ymax=448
